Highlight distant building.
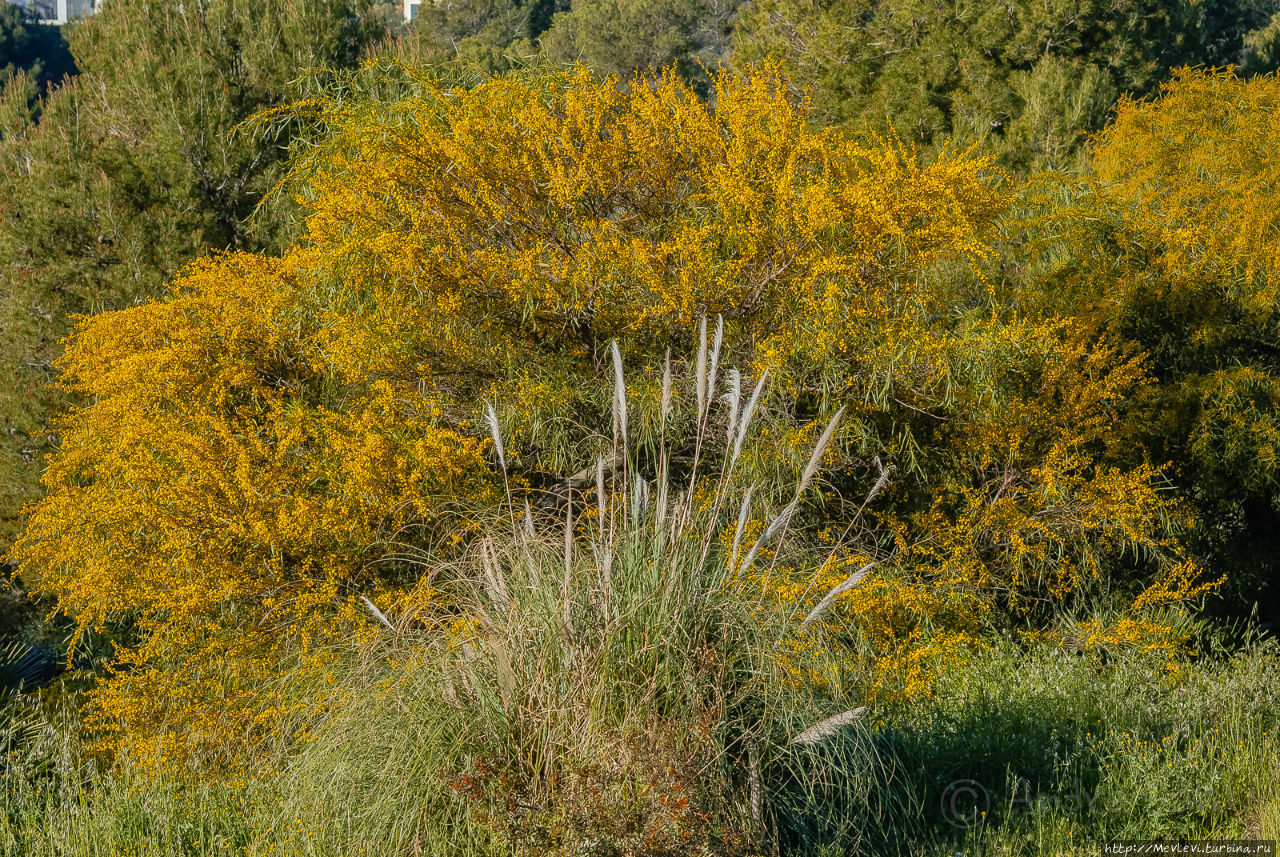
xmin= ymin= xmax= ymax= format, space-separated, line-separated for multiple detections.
xmin=404 ymin=1 xmax=421 ymax=22
xmin=8 ymin=0 xmax=100 ymax=25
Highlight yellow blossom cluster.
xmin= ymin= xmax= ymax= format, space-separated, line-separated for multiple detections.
xmin=1016 ymin=69 xmax=1280 ymax=603
xmin=13 ymin=252 xmax=493 ymax=770
xmin=261 ymin=60 xmax=1008 ymax=475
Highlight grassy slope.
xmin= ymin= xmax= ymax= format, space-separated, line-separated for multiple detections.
xmin=4 ymin=625 xmax=1277 ymax=856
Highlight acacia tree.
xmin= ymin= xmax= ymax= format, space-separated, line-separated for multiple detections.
xmin=1021 ymin=69 xmax=1280 ymax=613
xmin=11 ymin=64 xmax=1207 ymax=771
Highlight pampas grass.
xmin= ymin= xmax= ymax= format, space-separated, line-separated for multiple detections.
xmin=738 ymin=407 xmax=846 ymax=576
xmin=290 ymin=322 xmax=878 ymax=854
xmin=800 ymin=561 xmax=878 ymax=630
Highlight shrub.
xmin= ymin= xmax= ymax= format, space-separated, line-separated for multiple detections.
xmin=1019 ymin=69 xmax=1280 ymax=613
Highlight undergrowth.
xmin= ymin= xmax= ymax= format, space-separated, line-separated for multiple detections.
xmin=4 ymin=636 xmax=1278 ymax=855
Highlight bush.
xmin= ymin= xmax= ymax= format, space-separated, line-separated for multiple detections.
xmin=1018 ymin=69 xmax=1280 ymax=615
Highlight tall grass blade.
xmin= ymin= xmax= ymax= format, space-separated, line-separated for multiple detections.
xmin=563 ymin=490 xmax=573 ymax=635
xmin=730 ymin=484 xmax=756 ymax=578
xmin=747 ymin=740 xmax=762 ymax=826
xmin=661 ymin=348 xmax=673 ymax=420
xmin=656 ymin=450 xmax=670 ymax=538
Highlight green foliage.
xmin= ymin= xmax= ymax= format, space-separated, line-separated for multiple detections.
xmin=394 ymin=0 xmax=741 ymax=87
xmin=394 ymin=0 xmax=551 ymax=73
xmin=540 ymin=0 xmax=741 ymax=88
xmin=0 ymin=4 xmax=74 ymax=107
xmin=6 ymin=57 xmax=1231 ymax=792
xmin=871 ymin=634 xmax=1280 ymax=852
xmin=0 ymin=639 xmax=46 ymax=695
xmin=264 ymin=509 xmax=780 ymax=852
xmin=1244 ymin=10 xmax=1280 ymax=73
xmin=0 ymin=0 xmax=392 ymax=555
xmin=1018 ymin=69 xmax=1280 ymax=613
xmin=4 ymin=8 xmax=1280 ymax=855
xmin=3 ymin=631 xmax=1276 ymax=854
xmin=731 ymin=0 xmax=1277 ymax=171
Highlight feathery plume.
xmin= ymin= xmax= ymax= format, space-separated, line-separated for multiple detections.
xmin=798 ymin=406 xmax=845 ymax=495
xmin=801 ymin=560 xmax=878 ymax=630
xmin=695 ymin=317 xmax=708 ymax=422
xmin=733 ymin=371 xmax=768 ymax=465
xmin=738 ymin=408 xmax=845 ymax=573
xmin=660 ymin=348 xmax=673 ymax=420
xmin=484 ymin=402 xmax=506 ymax=474
xmin=724 ymin=369 xmax=742 ymax=446
xmin=729 ymin=484 xmax=756 ymax=577
xmin=610 ymin=340 xmax=628 ymax=447
xmin=360 ymin=596 xmax=395 ymax=632
xmin=707 ymin=315 xmax=724 ymax=411
xmin=596 ymin=456 xmax=607 ymax=540
xmin=479 ymin=538 xmax=510 ymax=612
xmin=789 ymin=708 xmax=867 ymax=746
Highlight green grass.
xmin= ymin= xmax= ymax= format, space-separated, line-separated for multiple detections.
xmin=867 ymin=636 xmax=1280 ymax=855
xmin=5 ymin=607 xmax=1278 ymax=856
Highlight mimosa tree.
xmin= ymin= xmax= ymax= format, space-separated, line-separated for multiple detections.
xmin=13 ymin=63 xmax=1207 ymax=772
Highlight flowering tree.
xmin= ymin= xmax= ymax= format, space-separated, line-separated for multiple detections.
xmin=14 ymin=64 xmax=1205 ymax=771
xmin=1022 ymin=68 xmax=1280 ymax=610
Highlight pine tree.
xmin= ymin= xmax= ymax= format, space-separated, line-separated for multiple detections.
xmin=732 ymin=0 xmax=1280 ymax=172
xmin=540 ymin=0 xmax=741 ymax=88
xmin=393 ymin=0 xmax=556 ymax=73
xmin=0 ymin=3 xmax=74 ymax=104
xmin=1244 ymin=9 xmax=1280 ymax=72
